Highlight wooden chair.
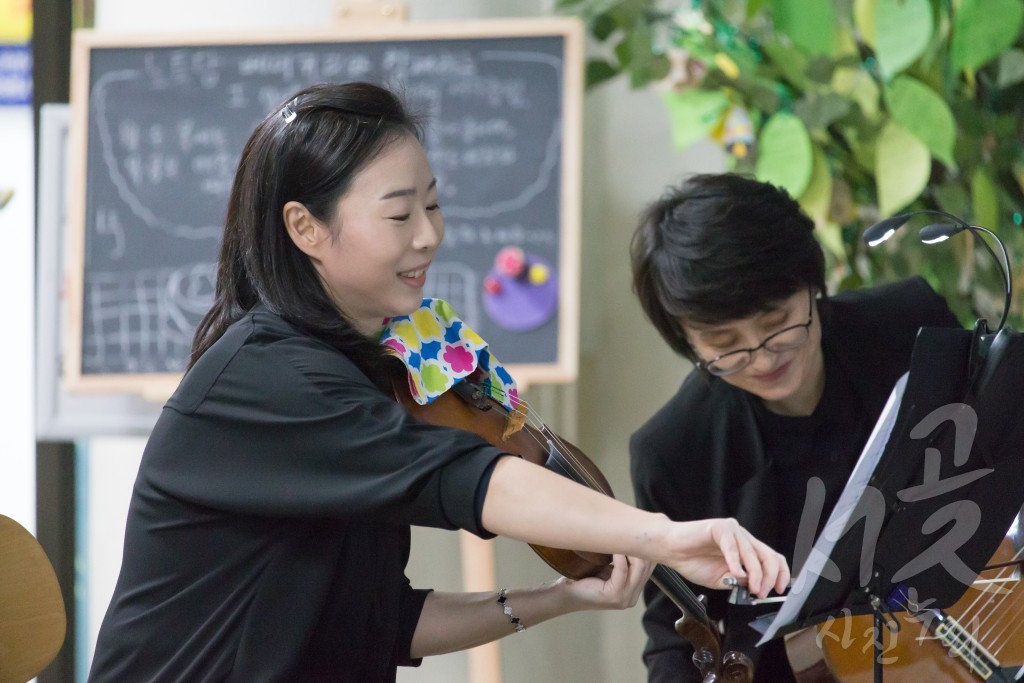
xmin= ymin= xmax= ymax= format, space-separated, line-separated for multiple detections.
xmin=0 ymin=514 xmax=66 ymax=683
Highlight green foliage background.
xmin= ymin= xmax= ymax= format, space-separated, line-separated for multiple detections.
xmin=560 ymin=0 xmax=1024 ymax=329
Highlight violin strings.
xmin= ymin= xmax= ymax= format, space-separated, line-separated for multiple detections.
xmin=656 ymin=565 xmax=712 ymax=621
xmin=474 ymin=379 xmax=713 ymax=624
xmin=475 ymin=381 xmax=606 ymax=493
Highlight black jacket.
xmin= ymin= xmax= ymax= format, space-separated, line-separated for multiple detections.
xmin=630 ymin=277 xmax=960 ymax=682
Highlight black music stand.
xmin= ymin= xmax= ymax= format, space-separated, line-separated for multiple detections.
xmin=756 ymin=322 xmax=1024 ymax=682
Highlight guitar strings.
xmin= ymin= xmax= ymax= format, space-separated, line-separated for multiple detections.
xmin=965 ymin=545 xmax=1024 ymax=659
xmin=878 ymin=533 xmax=1023 ymax=661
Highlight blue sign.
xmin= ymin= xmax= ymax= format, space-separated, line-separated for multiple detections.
xmin=0 ymin=44 xmax=32 ymax=105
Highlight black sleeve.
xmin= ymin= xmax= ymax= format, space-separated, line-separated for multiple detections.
xmin=394 ymin=584 xmax=431 ymax=668
xmin=149 ymin=331 xmax=507 ymax=536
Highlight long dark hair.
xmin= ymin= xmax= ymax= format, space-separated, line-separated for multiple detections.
xmin=190 ymin=82 xmax=422 ymax=383
xmin=630 ymin=173 xmax=826 ymax=363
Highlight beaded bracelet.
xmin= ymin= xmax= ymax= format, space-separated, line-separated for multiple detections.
xmin=496 ymin=588 xmax=526 ymax=633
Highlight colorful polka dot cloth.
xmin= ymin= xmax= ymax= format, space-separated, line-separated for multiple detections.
xmin=379 ymin=299 xmax=519 ymax=412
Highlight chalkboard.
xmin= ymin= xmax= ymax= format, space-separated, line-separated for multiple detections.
xmin=66 ymin=19 xmax=582 ymax=395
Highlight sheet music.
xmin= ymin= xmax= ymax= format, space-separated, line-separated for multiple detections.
xmin=757 ymin=372 xmax=909 ymax=644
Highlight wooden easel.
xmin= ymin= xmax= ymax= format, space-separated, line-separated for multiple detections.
xmin=329 ymin=7 xmax=504 ymax=681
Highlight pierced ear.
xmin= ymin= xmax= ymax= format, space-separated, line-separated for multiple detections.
xmin=283 ymin=200 xmax=327 ymax=257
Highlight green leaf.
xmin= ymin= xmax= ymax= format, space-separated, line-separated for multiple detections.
xmin=805 ymin=56 xmax=836 ymax=84
xmin=997 ymin=49 xmax=1024 ymax=89
xmin=627 ymin=22 xmax=663 ymax=88
xmin=738 ymin=76 xmax=784 ymax=112
xmin=759 ymin=39 xmax=813 ymax=91
xmin=832 ymin=66 xmax=881 ymax=120
xmin=747 ymin=0 xmax=768 ymax=17
xmin=607 ymin=0 xmax=652 ymax=30
xmin=951 ymin=0 xmax=1024 ymax=72
xmin=755 ymin=112 xmax=814 ymax=197
xmin=875 ymin=122 xmax=931 ymax=216
xmin=799 ymin=147 xmax=833 ymax=221
xmin=883 ymin=76 xmax=956 ymax=166
xmin=614 ymin=35 xmax=632 ymax=69
xmin=592 ymin=12 xmax=619 ymax=41
xmin=817 ymin=221 xmax=847 ymax=266
xmin=661 ymin=89 xmax=731 ymax=150
xmin=799 ymin=148 xmax=848 ymax=262
xmin=874 ymin=0 xmax=933 ymax=80
xmin=854 ymin=0 xmax=878 ymax=50
xmin=556 ymin=0 xmax=623 ymax=21
xmin=771 ymin=0 xmax=836 ymax=56
xmin=933 ymin=182 xmax=971 ymax=218
xmin=585 ymin=59 xmax=620 ymax=89
xmin=794 ymin=92 xmax=851 ymax=132
xmin=970 ymin=169 xmax=1000 ymax=231
xmin=708 ymin=0 xmax=753 ymax=26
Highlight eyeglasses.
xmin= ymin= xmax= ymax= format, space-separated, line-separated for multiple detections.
xmin=695 ymin=289 xmax=815 ymax=377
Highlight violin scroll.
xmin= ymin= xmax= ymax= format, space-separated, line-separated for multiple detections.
xmin=673 ymin=610 xmax=753 ymax=683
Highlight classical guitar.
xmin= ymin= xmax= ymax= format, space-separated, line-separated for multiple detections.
xmin=784 ymin=534 xmax=1024 ymax=682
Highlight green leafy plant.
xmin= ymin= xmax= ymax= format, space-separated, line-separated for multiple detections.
xmin=560 ymin=0 xmax=1024 ymax=329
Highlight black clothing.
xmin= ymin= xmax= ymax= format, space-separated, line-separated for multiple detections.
xmin=629 ymin=277 xmax=960 ymax=682
xmin=88 ymin=306 xmax=507 ymax=683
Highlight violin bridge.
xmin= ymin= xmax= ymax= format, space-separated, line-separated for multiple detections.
xmin=502 ymin=403 xmax=527 ymax=440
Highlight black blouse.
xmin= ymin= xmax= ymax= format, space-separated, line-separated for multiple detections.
xmin=88 ymin=306 xmax=507 ymax=683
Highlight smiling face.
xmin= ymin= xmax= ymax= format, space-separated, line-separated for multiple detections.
xmin=284 ymin=133 xmax=443 ymax=336
xmin=682 ymin=289 xmax=826 ymax=416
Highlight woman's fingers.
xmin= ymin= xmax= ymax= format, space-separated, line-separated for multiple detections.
xmin=710 ymin=518 xmax=790 ymax=598
xmin=607 ymin=555 xmax=651 ymax=607
xmin=622 ymin=555 xmax=653 ymax=602
xmin=709 ymin=519 xmax=748 ymax=585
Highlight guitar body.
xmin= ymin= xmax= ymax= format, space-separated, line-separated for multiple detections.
xmin=0 ymin=514 xmax=66 ymax=683
xmin=785 ymin=537 xmax=1024 ymax=682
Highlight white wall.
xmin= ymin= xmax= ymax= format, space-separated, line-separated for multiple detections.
xmin=78 ymin=2 xmax=724 ymax=682
xmin=77 ymin=437 xmax=144 ymax=677
xmin=0 ymin=104 xmax=36 ymax=534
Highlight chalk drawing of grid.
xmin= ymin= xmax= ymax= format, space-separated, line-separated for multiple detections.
xmin=82 ymin=263 xmax=215 ymax=374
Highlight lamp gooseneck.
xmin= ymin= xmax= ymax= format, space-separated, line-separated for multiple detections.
xmin=863 ymin=209 xmax=1013 ymax=333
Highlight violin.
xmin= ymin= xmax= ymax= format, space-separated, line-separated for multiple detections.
xmin=385 ymin=358 xmax=754 ymax=682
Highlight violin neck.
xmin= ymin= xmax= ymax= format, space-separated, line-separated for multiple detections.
xmin=651 ymin=564 xmax=710 ymax=619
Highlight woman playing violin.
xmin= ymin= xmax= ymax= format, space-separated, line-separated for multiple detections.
xmin=87 ymin=83 xmax=788 ymax=683
xmin=628 ymin=173 xmax=961 ymax=682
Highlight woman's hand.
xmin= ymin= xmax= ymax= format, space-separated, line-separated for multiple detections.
xmin=410 ymin=555 xmax=652 ymax=658
xmin=665 ymin=518 xmax=790 ymax=599
xmin=558 ymin=554 xmax=653 ymax=611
